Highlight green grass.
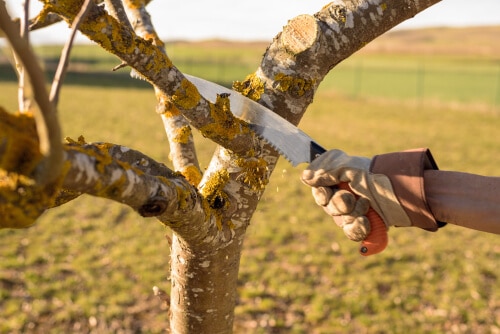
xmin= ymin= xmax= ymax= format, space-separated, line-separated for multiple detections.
xmin=321 ymin=54 xmax=500 ymax=107
xmin=237 ymin=93 xmax=500 ymax=332
xmin=1 ymin=38 xmax=500 ymax=333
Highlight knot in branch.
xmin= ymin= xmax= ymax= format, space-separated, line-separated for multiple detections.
xmin=138 ymin=195 xmax=168 ymax=217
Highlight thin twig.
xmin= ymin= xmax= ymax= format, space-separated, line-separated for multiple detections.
xmin=104 ymin=0 xmax=133 ymax=75
xmin=16 ymin=0 xmax=30 ymax=112
xmin=112 ymin=61 xmax=129 ymax=71
xmin=49 ymin=0 xmax=92 ymax=106
xmin=21 ymin=0 xmax=29 ymax=38
xmin=13 ymin=50 xmax=30 ymax=112
xmin=105 ymin=0 xmax=133 ymax=30
xmin=29 ymin=12 xmax=62 ymax=31
xmin=0 ymin=2 xmax=63 ymax=185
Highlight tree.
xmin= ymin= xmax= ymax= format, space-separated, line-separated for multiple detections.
xmin=0 ymin=0 xmax=441 ymax=332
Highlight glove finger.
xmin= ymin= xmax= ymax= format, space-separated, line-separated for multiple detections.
xmin=302 ymin=150 xmax=370 ymax=188
xmin=342 ymin=215 xmax=371 ymax=242
xmin=341 ymin=197 xmax=370 ymax=224
xmin=301 ymin=150 xmax=348 ymax=187
xmin=332 ymin=215 xmax=344 ymax=229
xmin=311 ymin=186 xmax=334 ymax=206
xmin=325 ymin=189 xmax=356 ymax=215
xmin=301 ymin=169 xmax=340 ymax=187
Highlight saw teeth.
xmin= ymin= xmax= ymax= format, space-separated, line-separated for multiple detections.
xmin=254 ymin=134 xmax=296 ymax=165
xmin=130 ymin=69 xmax=147 ymax=81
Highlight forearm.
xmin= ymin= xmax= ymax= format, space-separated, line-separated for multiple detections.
xmin=424 ymin=170 xmax=500 ymax=234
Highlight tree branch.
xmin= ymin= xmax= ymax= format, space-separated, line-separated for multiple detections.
xmin=104 ymin=0 xmax=132 ymax=29
xmin=62 ymin=140 xmax=220 ymax=243
xmin=61 ymin=141 xmax=205 ymax=222
xmin=49 ymin=0 xmax=91 ymax=106
xmin=29 ymin=12 xmax=62 ymax=31
xmin=16 ymin=0 xmax=30 ymax=112
xmin=246 ymin=0 xmax=442 ymax=126
xmin=0 ymin=119 xmax=209 ymax=240
xmin=120 ymin=0 xmax=203 ymax=185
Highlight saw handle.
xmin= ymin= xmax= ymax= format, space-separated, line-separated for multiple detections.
xmin=337 ymin=182 xmax=388 ymax=256
xmin=309 ymin=144 xmax=387 ymax=255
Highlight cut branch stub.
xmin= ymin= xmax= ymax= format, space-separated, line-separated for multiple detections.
xmin=282 ymin=14 xmax=319 ymax=55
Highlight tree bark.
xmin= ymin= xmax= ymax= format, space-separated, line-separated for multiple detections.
xmin=170 ymin=234 xmax=243 ymax=333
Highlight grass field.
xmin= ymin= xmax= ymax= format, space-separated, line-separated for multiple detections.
xmin=1 ymin=27 xmax=499 ymax=333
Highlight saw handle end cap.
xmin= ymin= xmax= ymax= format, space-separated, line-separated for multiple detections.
xmin=358 ymin=207 xmax=388 ymax=256
xmin=337 ymin=182 xmax=389 ymax=256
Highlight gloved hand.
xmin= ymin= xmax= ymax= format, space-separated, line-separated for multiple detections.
xmin=301 ymin=149 xmax=412 ymax=241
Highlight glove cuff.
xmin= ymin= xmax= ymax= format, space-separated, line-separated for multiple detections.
xmin=370 ymin=148 xmax=445 ymax=231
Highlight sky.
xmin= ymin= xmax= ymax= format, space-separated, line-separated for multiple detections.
xmin=4 ymin=0 xmax=500 ymax=44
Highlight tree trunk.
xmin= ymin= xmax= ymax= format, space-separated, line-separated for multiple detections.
xmin=170 ymin=234 xmax=242 ymax=333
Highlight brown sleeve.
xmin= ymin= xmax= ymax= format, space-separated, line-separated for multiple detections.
xmin=424 ymin=170 xmax=500 ymax=234
xmin=370 ymin=148 xmax=446 ymax=231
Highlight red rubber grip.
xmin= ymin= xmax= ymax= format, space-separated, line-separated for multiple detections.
xmin=338 ymin=182 xmax=388 ymax=256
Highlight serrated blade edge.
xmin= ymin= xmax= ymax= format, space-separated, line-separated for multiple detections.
xmin=185 ymin=74 xmax=322 ymax=166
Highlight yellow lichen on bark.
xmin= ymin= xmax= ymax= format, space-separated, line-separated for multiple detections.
xmin=65 ymin=140 xmax=123 ymax=176
xmin=64 ymin=139 xmax=150 ymax=201
xmin=173 ymin=183 xmax=191 ymax=211
xmin=67 ymin=139 xmax=144 ymax=176
xmin=273 ymin=73 xmax=316 ymax=97
xmin=180 ymin=165 xmax=202 ymax=187
xmin=233 ymin=73 xmax=265 ymax=101
xmin=0 ymin=108 xmax=42 ymax=174
xmin=0 ymin=169 xmax=63 ymax=228
xmin=94 ymin=172 xmax=128 ymax=199
xmin=123 ymin=0 xmax=165 ymax=48
xmin=172 ymin=125 xmax=192 ymax=144
xmin=124 ymin=0 xmax=148 ymax=9
xmin=65 ymin=135 xmax=87 ymax=146
xmin=235 ymin=157 xmax=269 ymax=191
xmin=42 ymin=0 xmax=80 ymax=18
xmin=171 ymin=78 xmax=201 ymax=110
xmin=156 ymin=94 xmax=181 ymax=117
xmin=0 ymin=108 xmax=64 ymax=228
xmin=45 ymin=0 xmax=128 ymax=53
xmin=199 ymin=169 xmax=231 ymax=230
xmin=33 ymin=3 xmax=52 ymax=26
xmin=199 ymin=93 xmax=251 ymax=141
xmin=142 ymin=31 xmax=165 ymax=48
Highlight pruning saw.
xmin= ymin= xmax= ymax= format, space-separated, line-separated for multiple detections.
xmin=185 ymin=74 xmax=388 ymax=256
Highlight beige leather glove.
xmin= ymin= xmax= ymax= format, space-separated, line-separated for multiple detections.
xmin=301 ymin=149 xmax=412 ymax=241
